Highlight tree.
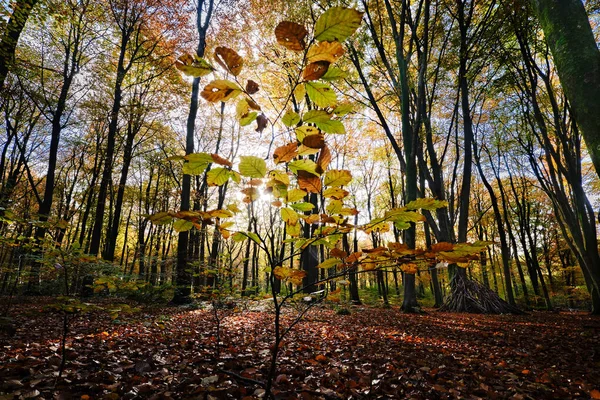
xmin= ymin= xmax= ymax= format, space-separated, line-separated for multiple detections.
xmin=0 ymin=0 xmax=39 ymax=91
xmin=531 ymin=0 xmax=600 ymax=179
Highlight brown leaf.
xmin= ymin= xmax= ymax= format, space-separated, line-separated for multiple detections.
xmin=211 ymin=153 xmax=232 ymax=167
xmin=256 ymin=113 xmax=269 ymax=133
xmin=275 ymin=21 xmax=308 ymax=51
xmin=297 ymin=170 xmax=322 ymax=193
xmin=246 ymin=80 xmax=260 ymax=94
xmin=214 ymin=46 xmax=244 ymax=76
xmin=273 ymin=142 xmax=298 ymax=164
xmin=302 ymin=61 xmax=330 ymax=81
xmin=430 ymin=242 xmax=454 ymax=252
xmin=330 ymin=248 xmax=348 ymax=259
xmin=316 ymin=145 xmax=332 ymax=174
xmin=302 ymin=134 xmax=325 ymax=149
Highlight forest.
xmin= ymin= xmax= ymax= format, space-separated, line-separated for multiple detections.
xmin=0 ymin=0 xmax=600 ymax=398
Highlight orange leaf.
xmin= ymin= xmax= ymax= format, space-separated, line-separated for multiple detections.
xmin=430 ymin=242 xmax=454 ymax=252
xmin=316 ymin=145 xmax=332 ymax=174
xmin=297 ymin=170 xmax=322 ymax=193
xmin=214 ymin=46 xmax=244 ymax=76
xmin=591 ymin=389 xmax=600 ymax=399
xmin=275 ymin=21 xmax=308 ymax=51
xmin=307 ymin=41 xmax=345 ymax=63
xmin=521 ymin=369 xmax=530 ymax=375
xmin=302 ymin=61 xmax=330 ymax=81
xmin=273 ymin=142 xmax=298 ymax=164
xmin=315 ymin=354 xmax=328 ymax=362
xmin=346 ymin=251 xmax=362 ymax=263
xmin=211 ymin=153 xmax=232 ymax=167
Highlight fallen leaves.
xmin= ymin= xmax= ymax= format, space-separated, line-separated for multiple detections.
xmin=1 ymin=300 xmax=599 ymax=399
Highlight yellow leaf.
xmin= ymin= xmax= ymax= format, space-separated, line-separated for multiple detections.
xmin=324 ymin=169 xmax=352 ymax=187
xmin=281 ymin=208 xmax=299 ymax=225
xmin=175 ymin=54 xmax=214 ymax=77
xmin=269 ymin=170 xmax=290 ymax=185
xmin=307 ymin=41 xmax=345 ymax=63
xmin=201 ymin=80 xmax=242 ymax=102
xmin=273 ymin=266 xmax=306 ymax=285
xmin=238 ymin=156 xmax=267 ymax=178
xmin=286 ymin=188 xmax=307 ymax=203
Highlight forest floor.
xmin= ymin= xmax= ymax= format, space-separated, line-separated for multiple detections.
xmin=1 ymin=297 xmax=599 ymax=400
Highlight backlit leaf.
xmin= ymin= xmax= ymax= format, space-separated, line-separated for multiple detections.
xmin=302 ymin=61 xmax=330 ymax=81
xmin=324 ymin=169 xmax=352 ymax=187
xmin=298 ymin=170 xmax=322 ymax=193
xmin=316 ymin=145 xmax=332 ymax=174
xmin=214 ymin=46 xmax=244 ymax=76
xmin=288 ymin=159 xmax=319 ymax=176
xmin=307 ymin=41 xmax=345 ymax=63
xmin=269 ymin=170 xmax=290 ymax=185
xmin=273 ymin=142 xmax=298 ymax=164
xmin=282 ymin=110 xmax=301 ymax=127
xmin=275 ymin=21 xmax=308 ymax=51
xmin=201 ymin=80 xmax=242 ymax=102
xmin=211 ymin=153 xmax=232 ymax=167
xmin=290 ymin=202 xmax=315 ymax=212
xmin=286 ymin=188 xmax=307 ymax=202
xmin=295 ymin=126 xmax=320 ymax=142
xmin=322 ymin=67 xmax=347 ymax=81
xmin=323 ymin=187 xmax=349 ymax=199
xmin=273 ymin=266 xmax=306 ymax=285
xmin=281 ymin=207 xmax=299 ymax=224
xmin=306 ymin=81 xmax=337 ymax=108
xmin=240 ymin=112 xmax=258 ymax=126
xmin=207 ymin=167 xmax=230 ymax=186
xmin=405 ymin=198 xmax=449 ymax=211
xmin=239 ymin=156 xmax=267 ymax=178
xmin=175 ymin=54 xmax=214 ymax=77
xmin=314 ymin=7 xmax=364 ymax=42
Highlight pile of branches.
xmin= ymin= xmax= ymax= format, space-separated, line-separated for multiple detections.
xmin=440 ymin=274 xmax=524 ymax=314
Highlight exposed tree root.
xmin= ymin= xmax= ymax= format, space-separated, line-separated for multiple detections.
xmin=440 ymin=274 xmax=524 ymax=314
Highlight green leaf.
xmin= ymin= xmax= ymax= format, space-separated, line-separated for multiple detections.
xmin=288 ymin=159 xmax=319 ymax=176
xmin=333 ymin=103 xmax=353 ymax=116
xmin=207 ymin=167 xmax=231 ymax=186
xmin=314 ymin=119 xmax=345 ymax=134
xmin=240 ymin=112 xmax=258 ymax=126
xmin=303 ymin=109 xmax=331 ymax=124
xmin=238 ymin=156 xmax=267 ymax=178
xmin=182 ymin=153 xmax=213 ymax=175
xmin=305 ymin=81 xmax=337 ymax=108
xmin=314 ymin=7 xmax=364 ymax=42
xmin=282 ymin=110 xmax=301 ymax=127
xmin=232 ymin=231 xmax=262 ymax=244
xmin=175 ymin=55 xmax=215 ymax=77
xmin=290 ymin=202 xmax=315 ymax=212
xmin=173 ymin=219 xmax=194 ymax=232
xmin=321 ymin=67 xmax=347 ymax=81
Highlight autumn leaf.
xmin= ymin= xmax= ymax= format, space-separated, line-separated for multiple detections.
xmin=288 ymin=159 xmax=319 ymax=176
xmin=175 ymin=54 xmax=214 ymax=77
xmin=173 ymin=219 xmax=193 ymax=232
xmin=281 ymin=208 xmax=299 ymax=225
xmin=201 ymin=80 xmax=242 ymax=102
xmin=206 ymin=167 xmax=230 ymax=186
xmin=302 ymin=61 xmax=330 ymax=81
xmin=211 ymin=153 xmax=232 ymax=167
xmin=286 ymin=188 xmax=307 ymax=203
xmin=269 ymin=170 xmax=290 ymax=185
xmin=298 ymin=170 xmax=322 ymax=193
xmin=306 ymin=81 xmax=337 ymax=108
xmin=214 ymin=46 xmax=244 ymax=76
xmin=273 ymin=266 xmax=306 ymax=285
xmin=238 ymin=156 xmax=267 ymax=178
xmin=322 ymin=67 xmax=347 ymax=81
xmin=330 ymin=248 xmax=348 ymax=259
xmin=282 ymin=110 xmax=301 ymax=127
xmin=316 ymin=145 xmax=332 ymax=174
xmin=246 ymin=80 xmax=260 ymax=94
xmin=295 ymin=126 xmax=320 ymax=142
xmin=307 ymin=41 xmax=345 ymax=63
xmin=273 ymin=142 xmax=298 ymax=164
xmin=405 ymin=198 xmax=448 ymax=211
xmin=324 ymin=169 xmax=352 ymax=187
xmin=289 ymin=202 xmax=314 ymax=212
xmin=275 ymin=21 xmax=308 ymax=51
xmin=314 ymin=7 xmax=364 ymax=42
xmin=323 ymin=187 xmax=349 ymax=200
xmin=302 ymin=134 xmax=325 ymax=148
xmin=317 ymin=258 xmax=341 ymax=269
xmin=430 ymin=242 xmax=454 ymax=252
xmin=256 ymin=113 xmax=269 ymax=132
